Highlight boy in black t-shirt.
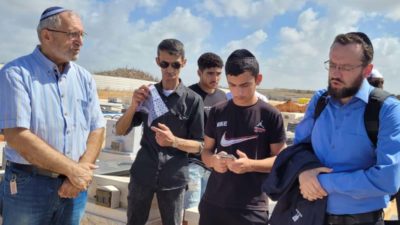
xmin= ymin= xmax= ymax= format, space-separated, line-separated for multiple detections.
xmin=200 ymin=49 xmax=286 ymax=225
xmin=184 ymin=52 xmax=227 ymax=212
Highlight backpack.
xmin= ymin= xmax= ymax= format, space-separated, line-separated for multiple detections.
xmin=313 ymin=88 xmax=400 ymax=218
xmin=314 ymin=88 xmax=392 ymax=147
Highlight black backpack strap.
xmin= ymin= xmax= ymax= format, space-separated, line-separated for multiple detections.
xmin=366 ymin=89 xmax=400 ymax=218
xmin=314 ymin=91 xmax=329 ymax=120
xmin=364 ymin=88 xmax=392 ymax=147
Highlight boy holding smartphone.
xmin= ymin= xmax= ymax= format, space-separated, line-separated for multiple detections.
xmin=200 ymin=49 xmax=286 ymax=225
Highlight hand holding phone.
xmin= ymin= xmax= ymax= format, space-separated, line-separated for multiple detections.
xmin=217 ymin=151 xmax=236 ymax=160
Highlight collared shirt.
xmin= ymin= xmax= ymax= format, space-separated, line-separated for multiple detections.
xmin=0 ymin=46 xmax=105 ymax=164
xmin=294 ymin=79 xmax=400 ymax=214
xmin=127 ymin=81 xmax=204 ymax=190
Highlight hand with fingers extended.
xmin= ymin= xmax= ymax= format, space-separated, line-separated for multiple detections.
xmin=67 ymin=162 xmax=98 ymax=190
xmin=227 ymin=150 xmax=251 ymax=174
xmin=298 ymin=167 xmax=332 ymax=201
xmin=131 ymin=85 xmax=150 ymax=109
xmin=58 ymin=178 xmax=81 ymax=199
xmin=151 ymin=123 xmax=175 ymax=147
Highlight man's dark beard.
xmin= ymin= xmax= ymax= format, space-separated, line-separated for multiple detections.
xmin=327 ymin=74 xmax=364 ymax=99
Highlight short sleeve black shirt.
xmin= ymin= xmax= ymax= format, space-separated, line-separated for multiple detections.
xmin=188 ymin=83 xmax=227 ymax=167
xmin=203 ymin=99 xmax=286 ymax=210
xmin=188 ymin=83 xmax=227 ymax=125
xmin=127 ymin=81 xmax=204 ymax=190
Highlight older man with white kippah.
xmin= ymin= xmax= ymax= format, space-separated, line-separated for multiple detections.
xmin=0 ymin=6 xmax=105 ymax=225
xmin=367 ymin=68 xmax=384 ymax=88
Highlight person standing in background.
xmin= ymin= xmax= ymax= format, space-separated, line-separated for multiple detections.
xmin=367 ymin=68 xmax=384 ymax=88
xmin=184 ymin=52 xmax=226 ymax=211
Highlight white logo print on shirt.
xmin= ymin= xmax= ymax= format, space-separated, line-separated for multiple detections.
xmin=220 ymin=132 xmax=258 ymax=147
xmin=217 ymin=121 xmax=227 ymax=127
xmin=254 ymin=120 xmax=266 ymax=133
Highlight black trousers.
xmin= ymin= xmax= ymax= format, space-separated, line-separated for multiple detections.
xmin=324 ymin=221 xmax=384 ymax=225
xmin=324 ymin=209 xmax=384 ymax=225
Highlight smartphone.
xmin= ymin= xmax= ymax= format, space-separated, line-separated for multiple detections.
xmin=217 ymin=152 xmax=236 ymax=160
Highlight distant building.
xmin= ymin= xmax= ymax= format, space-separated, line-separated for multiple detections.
xmin=93 ymin=74 xmax=154 ymax=92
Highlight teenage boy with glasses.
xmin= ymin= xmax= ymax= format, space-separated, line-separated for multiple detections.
xmin=115 ymin=39 xmax=204 ymax=225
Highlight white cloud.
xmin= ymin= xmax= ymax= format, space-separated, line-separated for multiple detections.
xmin=200 ymin=0 xmax=307 ymax=27
xmin=261 ymin=6 xmax=363 ymax=90
xmin=137 ymin=0 xmax=165 ymax=8
xmin=259 ymin=3 xmax=400 ymax=94
xmin=386 ymin=6 xmax=400 ymax=21
xmin=135 ymin=0 xmax=168 ymax=14
xmin=315 ymin=0 xmax=400 ymax=21
xmin=298 ymin=8 xmax=319 ymax=32
xmin=80 ymin=6 xmax=211 ymax=87
xmin=372 ymin=37 xmax=400 ymax=92
xmin=0 ymin=0 xmax=145 ymax=63
xmin=0 ymin=1 xmax=211 ymax=86
xmin=221 ymin=29 xmax=268 ymax=56
xmin=1 ymin=1 xmax=400 ymax=94
xmin=202 ymin=0 xmax=248 ymax=18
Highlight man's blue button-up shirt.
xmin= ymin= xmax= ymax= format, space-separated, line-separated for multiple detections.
xmin=295 ymin=79 xmax=400 ymax=214
xmin=0 ymin=47 xmax=105 ymax=164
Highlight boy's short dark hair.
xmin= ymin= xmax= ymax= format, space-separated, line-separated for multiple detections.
xmin=225 ymin=49 xmax=259 ymax=77
xmin=197 ymin=52 xmax=224 ymax=71
xmin=157 ymin=39 xmax=185 ymax=58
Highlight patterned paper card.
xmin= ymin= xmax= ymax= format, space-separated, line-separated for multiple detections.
xmin=137 ymin=85 xmax=169 ymax=126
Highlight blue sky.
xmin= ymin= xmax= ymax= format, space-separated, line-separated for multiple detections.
xmin=1 ymin=0 xmax=400 ymax=93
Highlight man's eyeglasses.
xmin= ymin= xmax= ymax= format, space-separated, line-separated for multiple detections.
xmin=159 ymin=61 xmax=182 ymax=69
xmin=324 ymin=60 xmax=364 ymax=72
xmin=46 ymin=28 xmax=87 ymax=39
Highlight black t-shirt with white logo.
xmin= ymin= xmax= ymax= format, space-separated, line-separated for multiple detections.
xmin=203 ymin=99 xmax=286 ymax=210
xmin=189 ymin=83 xmax=227 ymax=167
xmin=189 ymin=83 xmax=227 ymax=125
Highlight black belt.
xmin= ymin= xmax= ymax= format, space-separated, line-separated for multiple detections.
xmin=326 ymin=209 xmax=383 ymax=225
xmin=6 ymin=161 xmax=62 ymax=178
